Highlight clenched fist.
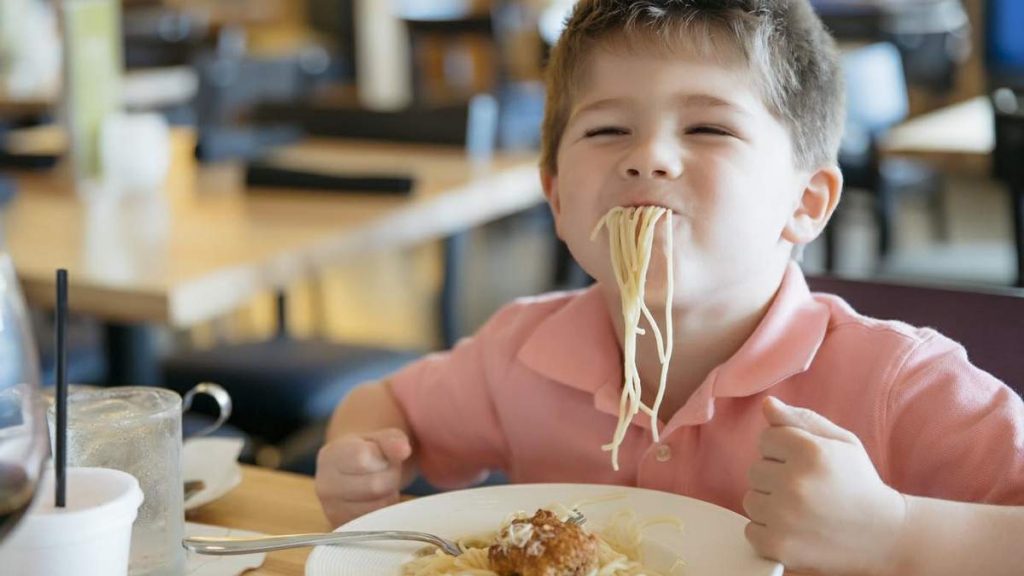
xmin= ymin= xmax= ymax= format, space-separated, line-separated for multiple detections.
xmin=315 ymin=428 xmax=415 ymax=527
xmin=743 ymin=397 xmax=907 ymax=576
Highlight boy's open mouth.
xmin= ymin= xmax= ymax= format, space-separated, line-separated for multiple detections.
xmin=618 ymin=201 xmax=680 ymax=215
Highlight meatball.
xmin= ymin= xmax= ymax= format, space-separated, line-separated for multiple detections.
xmin=488 ymin=510 xmax=599 ymax=576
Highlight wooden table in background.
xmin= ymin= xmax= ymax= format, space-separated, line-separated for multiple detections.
xmin=8 ymin=139 xmax=541 ymax=327
xmin=5 ymin=135 xmax=543 ymax=382
xmin=881 ymin=95 xmax=993 ymax=175
xmin=880 ymin=94 xmax=1024 ymax=286
xmin=187 ymin=465 xmax=329 ymax=576
xmin=0 ymin=97 xmax=52 ymax=118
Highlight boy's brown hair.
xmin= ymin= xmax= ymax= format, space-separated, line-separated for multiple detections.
xmin=540 ymin=0 xmax=845 ymax=174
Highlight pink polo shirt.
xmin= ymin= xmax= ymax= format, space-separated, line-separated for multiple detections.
xmin=389 ymin=263 xmax=1024 ymax=513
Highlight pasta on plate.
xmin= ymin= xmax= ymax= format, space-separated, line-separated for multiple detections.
xmin=401 ymin=501 xmax=683 ymax=576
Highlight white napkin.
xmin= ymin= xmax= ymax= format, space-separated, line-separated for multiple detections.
xmin=183 ymin=437 xmax=245 ymax=511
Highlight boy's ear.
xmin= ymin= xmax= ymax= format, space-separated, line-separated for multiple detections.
xmin=540 ymin=169 xmax=561 ymax=216
xmin=782 ymin=165 xmax=843 ymax=245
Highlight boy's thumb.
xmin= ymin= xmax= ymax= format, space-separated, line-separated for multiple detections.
xmin=369 ymin=428 xmax=413 ymax=464
xmin=762 ymin=397 xmax=858 ymax=444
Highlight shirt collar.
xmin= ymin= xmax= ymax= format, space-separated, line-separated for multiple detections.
xmin=710 ymin=262 xmax=831 ymax=398
xmin=517 ymin=285 xmax=620 ymax=397
xmin=516 ymin=262 xmax=830 ymax=412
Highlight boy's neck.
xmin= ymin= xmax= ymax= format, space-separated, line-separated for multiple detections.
xmin=601 ymin=265 xmax=787 ymax=420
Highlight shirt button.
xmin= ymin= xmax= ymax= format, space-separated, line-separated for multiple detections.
xmin=655 ymin=444 xmax=672 ymax=462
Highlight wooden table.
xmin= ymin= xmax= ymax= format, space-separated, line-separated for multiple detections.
xmin=187 ymin=465 xmax=329 ymax=575
xmin=881 ymin=95 xmax=993 ymax=175
xmin=0 ymin=91 xmax=53 ymax=118
xmin=880 ymin=94 xmax=1024 ymax=286
xmin=5 ymin=136 xmax=543 ymax=382
xmin=7 ymin=140 xmax=541 ymax=326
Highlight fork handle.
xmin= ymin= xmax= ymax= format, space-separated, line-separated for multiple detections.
xmin=183 ymin=530 xmax=453 ymax=556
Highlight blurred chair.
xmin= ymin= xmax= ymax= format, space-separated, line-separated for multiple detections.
xmin=254 ymin=92 xmax=499 ymax=157
xmin=985 ymin=0 xmax=1024 ymax=91
xmin=394 ymin=0 xmax=545 ymax=151
xmin=807 ymin=275 xmax=1024 ymax=397
xmin=992 ymin=88 xmax=1024 ymax=287
xmin=162 ymin=98 xmax=500 ymax=473
xmin=305 ymin=0 xmax=358 ymax=84
xmin=32 ymin=311 xmax=107 ymax=387
xmin=122 ymin=3 xmax=213 ymax=69
xmin=192 ymin=44 xmax=331 ymax=162
xmin=825 ymin=42 xmax=946 ymax=271
xmin=812 ymin=0 xmax=970 ymax=94
xmin=396 ymin=0 xmax=502 ymax=104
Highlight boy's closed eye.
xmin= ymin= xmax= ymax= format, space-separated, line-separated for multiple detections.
xmin=581 ymin=125 xmax=737 ymax=139
xmin=584 ymin=126 xmax=631 ymax=138
xmin=686 ymin=125 xmax=734 ymax=137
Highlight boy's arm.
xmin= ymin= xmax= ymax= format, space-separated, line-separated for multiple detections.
xmin=315 ymin=380 xmax=418 ymax=527
xmin=890 ymin=496 xmax=1024 ymax=576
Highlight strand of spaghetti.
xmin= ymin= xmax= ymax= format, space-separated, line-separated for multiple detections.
xmin=634 ymin=208 xmax=669 ymax=437
xmin=632 ymin=208 xmax=666 ymax=416
xmin=606 ymin=214 xmax=639 ymax=470
xmin=650 ymin=212 xmax=673 ymax=438
xmin=595 ymin=206 xmax=674 ymax=468
xmin=636 ymin=210 xmax=667 ymax=364
xmin=601 ymin=208 xmax=645 ymax=469
xmin=618 ymin=211 xmax=643 ymax=419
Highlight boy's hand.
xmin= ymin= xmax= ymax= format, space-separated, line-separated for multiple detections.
xmin=315 ymin=428 xmax=413 ymax=527
xmin=743 ymin=397 xmax=907 ymax=576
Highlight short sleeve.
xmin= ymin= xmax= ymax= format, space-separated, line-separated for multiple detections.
xmin=884 ymin=332 xmax=1024 ymax=504
xmin=388 ymin=307 xmax=515 ymax=489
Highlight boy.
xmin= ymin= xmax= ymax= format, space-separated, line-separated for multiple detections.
xmin=316 ymin=1 xmax=1024 ymax=572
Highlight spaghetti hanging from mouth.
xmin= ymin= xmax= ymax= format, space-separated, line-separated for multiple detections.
xmin=590 ymin=206 xmax=674 ymax=471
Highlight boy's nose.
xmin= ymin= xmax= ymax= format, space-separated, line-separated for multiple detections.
xmin=619 ymin=141 xmax=683 ymax=180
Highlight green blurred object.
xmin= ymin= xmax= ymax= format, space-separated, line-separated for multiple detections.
xmin=62 ymin=0 xmax=122 ymax=182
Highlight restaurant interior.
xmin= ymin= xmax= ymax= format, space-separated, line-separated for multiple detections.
xmin=0 ymin=1 xmax=1022 ymax=573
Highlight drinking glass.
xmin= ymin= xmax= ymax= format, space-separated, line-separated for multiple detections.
xmin=0 ymin=251 xmax=48 ymax=545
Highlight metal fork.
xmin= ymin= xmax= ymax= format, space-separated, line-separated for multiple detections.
xmin=183 ymin=509 xmax=586 ymax=557
xmin=183 ymin=529 xmax=465 ymax=556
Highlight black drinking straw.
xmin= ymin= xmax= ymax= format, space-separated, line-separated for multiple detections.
xmin=55 ymin=269 xmax=68 ymax=508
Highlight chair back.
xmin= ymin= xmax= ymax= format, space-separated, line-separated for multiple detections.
xmin=987 ymin=0 xmax=1024 ymax=87
xmin=807 ymin=275 xmax=1024 ymax=397
xmin=254 ymin=94 xmax=500 ymax=158
xmin=993 ymin=88 xmax=1024 ymax=187
xmin=839 ymin=42 xmax=910 ymax=188
xmin=842 ymin=42 xmax=910 ymax=138
xmin=194 ymin=52 xmax=326 ymax=128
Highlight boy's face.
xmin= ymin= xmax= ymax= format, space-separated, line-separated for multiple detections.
xmin=544 ymin=47 xmax=833 ymax=308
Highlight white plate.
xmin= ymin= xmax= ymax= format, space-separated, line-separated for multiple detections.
xmin=305 ymin=483 xmax=782 ymax=576
xmin=183 ymin=437 xmax=244 ymax=511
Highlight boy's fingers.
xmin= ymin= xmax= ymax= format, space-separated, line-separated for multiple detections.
xmin=758 ymin=426 xmax=810 ymax=463
xmin=320 ymin=429 xmax=413 ymax=476
xmin=366 ymin=428 xmax=413 ymax=464
xmin=320 ymin=436 xmax=390 ymax=474
xmin=744 ymin=522 xmax=782 ymax=563
xmin=762 ymin=397 xmax=858 ymax=444
xmin=322 ymin=494 xmax=399 ymax=529
xmin=333 ymin=468 xmax=404 ymax=502
xmin=747 ymin=458 xmax=784 ymax=493
xmin=742 ymin=490 xmax=767 ymax=524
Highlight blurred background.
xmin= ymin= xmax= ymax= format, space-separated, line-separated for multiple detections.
xmin=0 ymin=0 xmax=1021 ymax=477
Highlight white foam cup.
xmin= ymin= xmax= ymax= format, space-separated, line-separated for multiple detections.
xmin=0 ymin=466 xmax=144 ymax=576
xmin=100 ymin=111 xmax=171 ymax=196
